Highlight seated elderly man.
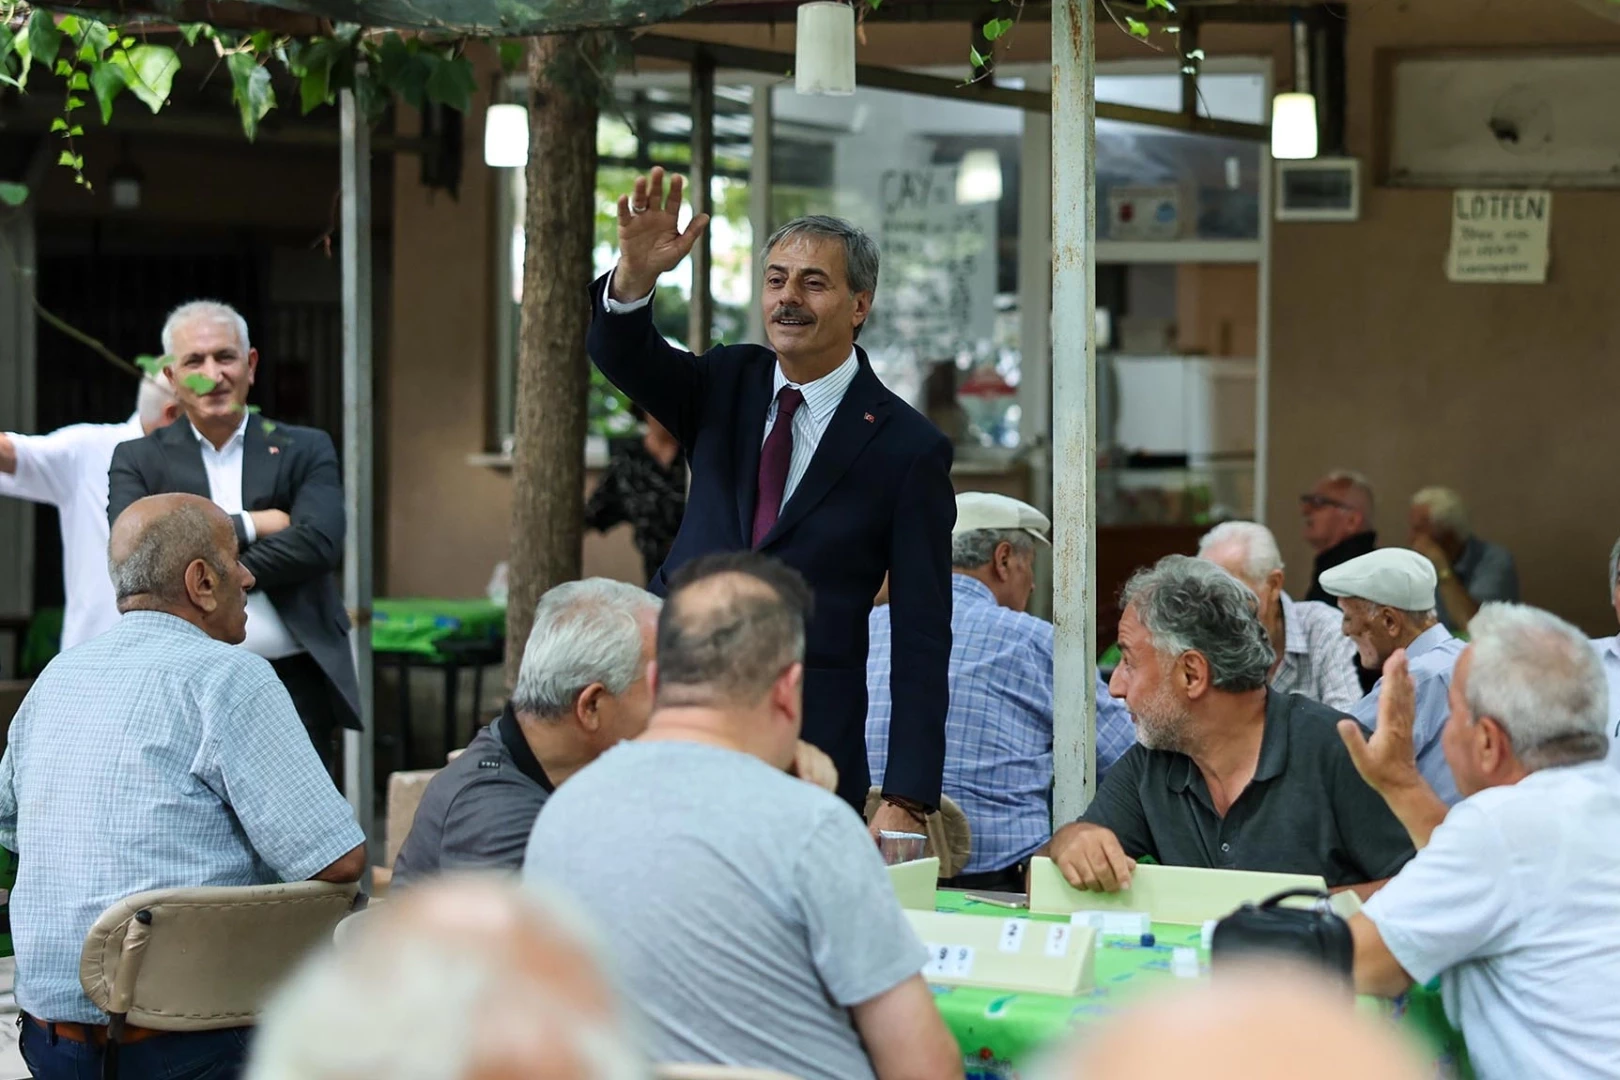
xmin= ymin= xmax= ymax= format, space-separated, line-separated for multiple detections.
xmin=1343 ymin=604 xmax=1620 ymax=1080
xmin=1198 ymin=521 xmax=1361 ymax=711
xmin=0 ymin=494 xmax=363 ymax=1079
xmin=1321 ymin=549 xmax=1466 ymax=805
xmin=247 ymin=875 xmax=643 ymax=1080
xmin=1046 ymin=556 xmax=1412 ymax=895
xmin=525 ymin=553 xmax=962 ymax=1080
xmin=392 ymin=579 xmax=660 ymax=887
xmin=1591 ymin=536 xmax=1620 ymax=763
xmin=867 ymin=492 xmax=1135 ymax=890
xmin=1409 ymin=486 xmax=1519 ymax=631
xmin=1300 ymin=469 xmax=1378 ymax=605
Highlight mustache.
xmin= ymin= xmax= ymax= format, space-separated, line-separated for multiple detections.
xmin=770 ymin=305 xmax=815 ymax=323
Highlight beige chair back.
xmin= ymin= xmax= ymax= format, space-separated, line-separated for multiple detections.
xmin=863 ymin=787 xmax=973 ymax=878
xmin=79 ymin=881 xmax=360 ymax=1031
xmin=385 ymin=769 xmax=439 ymax=869
xmin=655 ymin=1066 xmax=802 ymax=1080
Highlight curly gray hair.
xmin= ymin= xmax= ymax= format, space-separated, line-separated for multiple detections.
xmin=1122 ymin=555 xmax=1274 ymax=692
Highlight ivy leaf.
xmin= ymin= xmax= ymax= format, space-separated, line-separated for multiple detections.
xmin=227 ymin=52 xmax=276 ymax=141
xmin=109 ymin=44 xmax=179 ymax=113
xmin=1126 ymin=17 xmax=1151 ymax=38
xmin=77 ymin=21 xmax=114 ymax=61
xmin=134 ymin=354 xmax=169 ymax=377
xmin=90 ymin=60 xmax=127 ymax=123
xmin=286 ymin=39 xmax=340 ymax=113
xmin=181 ymin=373 xmax=218 ymax=395
xmin=1146 ymin=0 xmax=1176 ymax=9
xmin=65 ymin=95 xmax=86 ymax=112
xmin=0 ymin=182 xmax=28 ymax=207
xmin=868 ymin=0 xmax=882 ymax=8
xmin=982 ymin=17 xmax=1015 ymax=41
xmin=968 ymin=44 xmax=987 ymax=69
xmin=497 ymin=39 xmax=524 ymax=74
xmin=56 ymin=149 xmax=83 ymax=169
xmin=67 ymin=70 xmax=89 ymax=91
xmin=376 ymin=34 xmax=429 ymax=111
xmin=424 ymin=51 xmax=476 ymax=113
xmin=56 ymin=15 xmax=81 ymax=38
xmin=50 ymin=117 xmax=67 ymax=132
xmin=178 ymin=24 xmax=208 ymax=46
xmin=27 ymin=10 xmax=63 ymax=71
xmin=53 ymin=58 xmax=72 ymax=77
xmin=249 ymin=30 xmax=274 ymax=54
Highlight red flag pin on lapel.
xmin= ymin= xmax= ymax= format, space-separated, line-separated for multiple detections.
xmin=864 ymin=412 xmax=875 ymax=423
xmin=268 ymin=446 xmax=280 ymax=455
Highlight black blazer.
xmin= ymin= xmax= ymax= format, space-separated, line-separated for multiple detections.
xmin=107 ymin=415 xmax=360 ymax=728
xmin=588 ymin=274 xmax=954 ymax=808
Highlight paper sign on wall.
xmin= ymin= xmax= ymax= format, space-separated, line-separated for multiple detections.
xmin=1445 ymin=189 xmax=1551 ymax=284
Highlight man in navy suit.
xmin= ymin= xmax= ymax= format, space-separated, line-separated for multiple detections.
xmin=589 ymin=167 xmax=953 ymax=831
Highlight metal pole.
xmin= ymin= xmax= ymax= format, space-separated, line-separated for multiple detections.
xmin=745 ymin=80 xmax=774 ymax=347
xmin=1050 ymin=0 xmax=1098 ymax=827
xmin=1016 ymin=79 xmax=1053 ymax=620
xmin=339 ymin=84 xmax=376 ymax=858
xmin=687 ymin=53 xmax=716 ymax=353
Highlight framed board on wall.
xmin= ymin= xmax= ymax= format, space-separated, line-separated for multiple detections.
xmin=1379 ymin=50 xmax=1620 ymax=188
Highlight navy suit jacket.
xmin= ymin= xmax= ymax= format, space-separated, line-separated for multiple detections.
xmin=107 ymin=415 xmax=361 ymax=728
xmin=588 ymin=274 xmax=954 ymax=809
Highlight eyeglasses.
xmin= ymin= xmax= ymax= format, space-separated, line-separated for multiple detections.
xmin=1298 ymin=493 xmax=1354 ymax=512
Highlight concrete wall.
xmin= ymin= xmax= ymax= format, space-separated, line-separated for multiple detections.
xmin=1264 ymin=1 xmax=1620 ymax=635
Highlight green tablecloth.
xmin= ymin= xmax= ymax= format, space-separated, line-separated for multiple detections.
xmin=371 ymin=598 xmax=506 ymax=660
xmin=932 ymin=891 xmax=1470 ymax=1078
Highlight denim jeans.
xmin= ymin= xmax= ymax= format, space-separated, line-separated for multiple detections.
xmin=19 ymin=1016 xmax=251 ymax=1080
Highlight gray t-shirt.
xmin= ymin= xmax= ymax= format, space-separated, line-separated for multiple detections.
xmin=523 ymin=740 xmax=927 ymax=1080
xmin=392 ymin=707 xmax=554 ymax=889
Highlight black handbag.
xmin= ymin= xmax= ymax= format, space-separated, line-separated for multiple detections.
xmin=1210 ymin=887 xmax=1354 ymax=983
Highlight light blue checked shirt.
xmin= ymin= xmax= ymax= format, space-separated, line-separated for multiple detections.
xmin=0 ymin=611 xmax=363 ymax=1023
xmin=867 ymin=575 xmax=1136 ymax=874
xmin=1592 ymin=636 xmax=1620 ymax=767
xmin=1350 ymin=623 xmax=1467 ymax=806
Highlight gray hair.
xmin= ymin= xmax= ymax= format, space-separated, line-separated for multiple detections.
xmin=1122 ymin=555 xmax=1274 ymax=692
xmin=245 ymin=878 xmax=647 ymax=1080
xmin=1325 ymin=469 xmax=1376 ymax=519
xmin=1607 ymin=537 xmax=1619 ymax=598
xmin=135 ymin=377 xmax=174 ymax=425
xmin=952 ymin=528 xmax=1035 ymax=571
xmin=161 ymin=299 xmax=251 ymax=357
xmin=1196 ymin=521 xmax=1283 ymax=587
xmin=657 ymin=552 xmax=812 ymax=709
xmin=763 ymin=215 xmax=880 ymax=296
xmin=1411 ymin=486 xmax=1470 ymax=540
xmin=108 ymin=501 xmax=223 ymax=604
xmin=510 ymin=579 xmax=661 ymax=720
xmin=1464 ymin=603 xmax=1609 ymax=771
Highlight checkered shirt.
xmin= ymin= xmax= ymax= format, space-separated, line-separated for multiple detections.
xmin=0 ymin=611 xmax=363 ymax=1022
xmin=1270 ymin=592 xmax=1363 ymax=713
xmin=867 ymin=575 xmax=1136 ymax=874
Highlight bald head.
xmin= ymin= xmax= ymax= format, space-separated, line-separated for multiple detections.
xmin=656 ymin=553 xmax=813 ymax=710
xmin=1050 ymin=965 xmax=1425 ymax=1080
xmin=109 ymin=494 xmax=232 ymax=606
xmin=246 ymin=876 xmax=643 ymax=1080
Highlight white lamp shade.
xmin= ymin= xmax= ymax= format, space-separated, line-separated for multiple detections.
xmin=1270 ymin=92 xmax=1318 ymax=160
xmin=956 ymin=149 xmax=1003 ymax=204
xmin=484 ymin=103 xmax=530 ymax=168
xmin=796 ymin=2 xmax=856 ymax=96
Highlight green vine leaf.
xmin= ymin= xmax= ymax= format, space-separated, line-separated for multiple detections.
xmin=180 ymin=373 xmax=218 ymax=395
xmin=134 ymin=354 xmax=169 ymax=377
xmin=285 ymin=38 xmax=340 ymax=114
xmin=982 ymin=17 xmax=1014 ymax=41
xmin=423 ymin=50 xmax=476 ymax=113
xmin=26 ymin=10 xmax=63 ymax=71
xmin=227 ymin=52 xmax=276 ymax=141
xmin=1126 ymin=17 xmax=1151 ymax=38
xmin=1146 ymin=0 xmax=1176 ymax=10
xmin=0 ymin=182 xmax=28 ymax=208
xmin=90 ymin=60 xmax=127 ymax=122
xmin=67 ymin=70 xmax=89 ymax=91
xmin=78 ymin=21 xmax=115 ymax=61
xmin=178 ymin=24 xmax=209 ymax=46
xmin=376 ymin=35 xmax=429 ymax=111
xmin=110 ymin=45 xmax=180 ymax=113
xmin=968 ymin=44 xmax=987 ymax=69
xmin=497 ymin=39 xmax=524 ymax=74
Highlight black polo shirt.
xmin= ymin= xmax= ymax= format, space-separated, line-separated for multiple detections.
xmin=1079 ymin=691 xmax=1414 ymax=887
xmin=391 ymin=705 xmax=555 ymax=889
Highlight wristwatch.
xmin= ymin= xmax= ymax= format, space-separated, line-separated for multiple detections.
xmin=881 ymin=793 xmax=931 ymax=821
xmin=1437 ymin=567 xmax=1454 ymax=583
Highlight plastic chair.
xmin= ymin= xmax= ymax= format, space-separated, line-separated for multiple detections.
xmin=78 ymin=880 xmax=361 ymax=1078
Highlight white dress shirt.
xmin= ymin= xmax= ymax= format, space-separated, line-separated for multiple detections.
xmin=191 ymin=418 xmax=303 ymax=661
xmin=1590 ymin=635 xmax=1620 ymax=766
xmin=1362 ymin=762 xmax=1620 ymax=1080
xmin=604 ymin=276 xmax=859 ymax=504
xmin=0 ymin=416 xmax=145 ymax=651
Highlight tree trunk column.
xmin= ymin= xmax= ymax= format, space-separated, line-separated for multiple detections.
xmin=506 ymin=33 xmax=605 ymax=688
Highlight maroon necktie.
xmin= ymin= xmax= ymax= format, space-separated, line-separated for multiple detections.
xmin=752 ymin=386 xmax=805 ymax=547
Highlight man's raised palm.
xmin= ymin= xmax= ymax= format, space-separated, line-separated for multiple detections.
xmin=613 ymin=166 xmax=711 ymax=297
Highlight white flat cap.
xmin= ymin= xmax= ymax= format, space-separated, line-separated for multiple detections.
xmin=1319 ymin=548 xmax=1437 ymax=610
xmin=954 ymin=492 xmax=1051 ymax=545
